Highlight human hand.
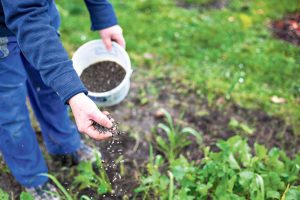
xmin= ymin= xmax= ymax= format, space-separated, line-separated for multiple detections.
xmin=68 ymin=93 xmax=113 ymax=140
xmin=99 ymin=25 xmax=126 ymax=50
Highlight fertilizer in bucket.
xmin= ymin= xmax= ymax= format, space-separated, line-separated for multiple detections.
xmin=80 ymin=61 xmax=126 ymax=93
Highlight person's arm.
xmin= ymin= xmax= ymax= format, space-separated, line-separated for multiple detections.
xmin=84 ymin=0 xmax=117 ymax=31
xmin=84 ymin=0 xmax=125 ymax=50
xmin=1 ymin=0 xmax=112 ymax=139
xmin=2 ymin=0 xmax=83 ymax=103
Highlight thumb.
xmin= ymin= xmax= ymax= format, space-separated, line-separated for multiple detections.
xmin=102 ymin=36 xmax=112 ymax=51
xmin=91 ymin=111 xmax=113 ymax=128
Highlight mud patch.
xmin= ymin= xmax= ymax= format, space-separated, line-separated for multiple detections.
xmin=110 ymin=72 xmax=300 ymax=157
xmin=0 ymin=158 xmax=22 ymax=199
xmin=176 ymin=0 xmax=228 ymax=10
xmin=272 ymin=13 xmax=300 ymax=46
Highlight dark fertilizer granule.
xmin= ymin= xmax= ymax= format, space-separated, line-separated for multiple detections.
xmin=80 ymin=61 xmax=126 ymax=93
xmin=92 ymin=115 xmax=123 ymax=136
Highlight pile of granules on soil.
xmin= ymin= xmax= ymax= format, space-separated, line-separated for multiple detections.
xmin=80 ymin=61 xmax=126 ymax=93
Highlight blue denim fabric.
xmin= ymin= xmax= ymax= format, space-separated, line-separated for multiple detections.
xmin=0 ymin=36 xmax=81 ymax=187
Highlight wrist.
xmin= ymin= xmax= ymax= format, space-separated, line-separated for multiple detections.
xmin=68 ymin=92 xmax=86 ymax=106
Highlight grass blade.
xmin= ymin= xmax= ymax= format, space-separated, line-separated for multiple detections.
xmin=168 ymin=171 xmax=174 ymax=200
xmin=182 ymin=127 xmax=203 ymax=145
xmin=40 ymin=173 xmax=73 ymax=200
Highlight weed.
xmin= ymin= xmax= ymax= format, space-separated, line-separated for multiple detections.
xmin=137 ymin=86 xmax=149 ymax=105
xmin=40 ymin=152 xmax=112 ymax=200
xmin=136 ymin=135 xmax=300 ymax=199
xmin=228 ymin=117 xmax=255 ymax=135
xmin=154 ymin=109 xmax=203 ymax=163
xmin=20 ymin=192 xmax=34 ymax=200
xmin=134 ymin=145 xmax=169 ymax=199
xmin=73 ymin=151 xmax=112 ymax=195
xmin=40 ymin=173 xmax=72 ymax=200
xmin=0 ymin=188 xmax=9 ymax=200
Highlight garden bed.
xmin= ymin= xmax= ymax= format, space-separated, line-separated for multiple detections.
xmin=1 ymin=71 xmax=299 ymax=199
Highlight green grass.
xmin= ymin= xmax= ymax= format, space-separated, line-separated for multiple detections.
xmin=57 ymin=0 xmax=300 ymax=130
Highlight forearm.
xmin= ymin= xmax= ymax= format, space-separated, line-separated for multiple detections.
xmin=1 ymin=0 xmax=87 ymax=103
xmin=84 ymin=0 xmax=118 ymax=30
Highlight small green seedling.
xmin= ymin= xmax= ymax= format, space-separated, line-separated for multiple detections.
xmin=155 ymin=109 xmax=203 ymax=163
xmin=73 ymin=150 xmax=112 ymax=195
xmin=0 ymin=188 xmax=9 ymax=200
xmin=134 ymin=145 xmax=169 ymax=200
xmin=40 ymin=173 xmax=72 ymax=200
xmin=138 ymin=87 xmax=149 ymax=105
xmin=20 ymin=191 xmax=34 ymax=200
xmin=228 ymin=117 xmax=255 ymax=135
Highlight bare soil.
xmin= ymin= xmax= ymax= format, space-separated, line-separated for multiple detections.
xmin=0 ymin=70 xmax=299 ymax=199
xmin=272 ymin=13 xmax=300 ymax=46
xmin=80 ymin=61 xmax=126 ymax=93
xmin=176 ymin=0 xmax=228 ymax=10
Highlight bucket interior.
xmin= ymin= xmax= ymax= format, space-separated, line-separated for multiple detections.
xmin=72 ymin=40 xmax=132 ymax=97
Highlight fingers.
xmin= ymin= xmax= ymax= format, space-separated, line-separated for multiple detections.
xmin=99 ymin=25 xmax=125 ymax=51
xmin=113 ymin=34 xmax=126 ymax=49
xmin=91 ymin=111 xmax=113 ymax=128
xmin=102 ymin=36 xmax=112 ymax=51
xmin=103 ymin=111 xmax=116 ymax=123
xmin=85 ymin=126 xmax=112 ymax=140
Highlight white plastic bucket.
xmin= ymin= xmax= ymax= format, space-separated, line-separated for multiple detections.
xmin=72 ymin=39 xmax=132 ymax=107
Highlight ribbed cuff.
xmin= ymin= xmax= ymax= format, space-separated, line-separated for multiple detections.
xmin=50 ymin=70 xmax=88 ymax=104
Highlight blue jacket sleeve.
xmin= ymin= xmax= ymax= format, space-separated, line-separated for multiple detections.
xmin=84 ymin=0 xmax=118 ymax=31
xmin=1 ymin=0 xmax=87 ymax=104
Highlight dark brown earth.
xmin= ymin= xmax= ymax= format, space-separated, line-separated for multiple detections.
xmin=1 ymin=70 xmax=299 ymax=199
xmin=176 ymin=0 xmax=229 ymax=10
xmin=272 ymin=13 xmax=300 ymax=46
xmin=80 ymin=61 xmax=126 ymax=93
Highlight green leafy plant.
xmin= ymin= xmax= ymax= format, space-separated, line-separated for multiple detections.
xmin=20 ymin=191 xmax=34 ymax=200
xmin=228 ymin=117 xmax=255 ymax=135
xmin=73 ymin=151 xmax=112 ymax=195
xmin=137 ymin=87 xmax=149 ymax=105
xmin=40 ymin=173 xmax=72 ymax=200
xmin=134 ymin=145 xmax=169 ymax=200
xmin=198 ymin=136 xmax=300 ymax=200
xmin=40 ymin=172 xmax=102 ymax=200
xmin=40 ymin=152 xmax=112 ymax=200
xmin=154 ymin=109 xmax=203 ymax=163
xmin=0 ymin=188 xmax=9 ymax=200
xmin=136 ymin=135 xmax=300 ymax=199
